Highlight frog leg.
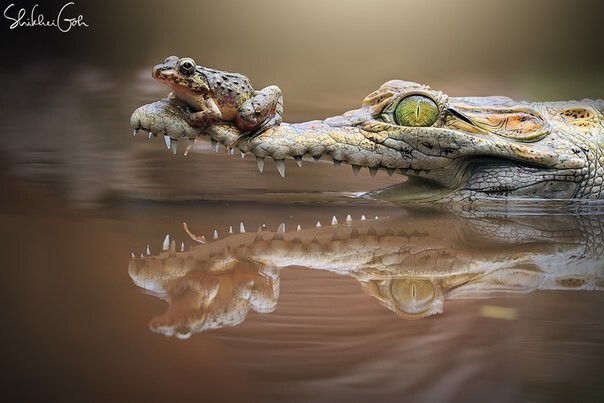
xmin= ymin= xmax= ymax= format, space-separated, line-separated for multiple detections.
xmin=234 ymin=85 xmax=283 ymax=137
xmin=186 ymin=98 xmax=223 ymax=127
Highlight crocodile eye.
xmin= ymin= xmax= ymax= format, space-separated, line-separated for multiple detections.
xmin=178 ymin=58 xmax=196 ymax=75
xmin=394 ymin=95 xmax=439 ymax=127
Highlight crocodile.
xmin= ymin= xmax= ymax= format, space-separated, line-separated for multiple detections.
xmin=128 ymin=208 xmax=604 ymax=338
xmin=131 ymin=71 xmax=604 ymax=202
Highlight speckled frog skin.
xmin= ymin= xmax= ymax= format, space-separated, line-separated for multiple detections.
xmin=153 ymin=56 xmax=283 ymax=136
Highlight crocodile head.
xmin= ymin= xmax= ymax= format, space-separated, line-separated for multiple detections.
xmin=131 ymin=80 xmax=603 ymax=202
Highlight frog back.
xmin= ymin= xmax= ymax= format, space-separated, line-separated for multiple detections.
xmin=201 ymin=67 xmax=254 ymax=104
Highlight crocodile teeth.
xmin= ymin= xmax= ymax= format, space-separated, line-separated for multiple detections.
xmin=133 ymin=129 xmax=138 ymax=136
xmin=164 ymin=136 xmax=171 ymax=150
xmin=369 ymin=167 xmax=378 ymax=177
xmin=352 ymin=165 xmax=361 ymax=175
xmin=146 ymin=245 xmax=151 ymax=255
xmin=331 ymin=216 xmax=338 ymax=225
xmin=170 ymin=140 xmax=178 ymax=155
xmin=361 ymin=215 xmax=366 ymax=220
xmin=211 ymin=138 xmax=219 ymax=152
xmin=213 ymin=230 xmax=219 ymax=240
xmin=184 ymin=145 xmax=192 ymax=156
xmin=180 ymin=242 xmax=184 ymax=252
xmin=229 ymin=225 xmax=234 ymax=234
xmin=131 ymin=252 xmax=136 ymax=258
xmin=275 ymin=159 xmax=286 ymax=177
xmin=294 ymin=156 xmax=303 ymax=167
xmin=240 ymin=222 xmax=246 ymax=233
xmin=256 ymin=157 xmax=264 ymax=173
xmin=333 ymin=159 xmax=342 ymax=167
xmin=229 ymin=148 xmax=235 ymax=156
xmin=241 ymin=152 xmax=246 ymax=158
xmin=148 ymin=132 xmax=153 ymax=139
xmin=162 ymin=234 xmax=170 ymax=250
xmin=277 ymin=223 xmax=285 ymax=233
xmin=316 ymin=221 xmax=321 ymax=228
xmin=297 ymin=224 xmax=301 ymax=231
xmin=346 ymin=214 xmax=352 ymax=222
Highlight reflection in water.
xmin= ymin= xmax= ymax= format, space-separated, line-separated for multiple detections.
xmin=128 ymin=205 xmax=604 ymax=338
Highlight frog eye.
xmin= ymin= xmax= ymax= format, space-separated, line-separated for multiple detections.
xmin=394 ymin=95 xmax=439 ymax=127
xmin=178 ymin=58 xmax=196 ymax=75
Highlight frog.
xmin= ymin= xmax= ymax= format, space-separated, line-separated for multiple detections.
xmin=152 ymin=56 xmax=283 ymax=141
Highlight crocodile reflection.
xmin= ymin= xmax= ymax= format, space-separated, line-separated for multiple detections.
xmin=128 ymin=208 xmax=604 ymax=338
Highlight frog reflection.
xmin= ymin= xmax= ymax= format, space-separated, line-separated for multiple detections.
xmin=129 ymin=208 xmax=604 ymax=337
xmin=129 ymin=244 xmax=279 ymax=339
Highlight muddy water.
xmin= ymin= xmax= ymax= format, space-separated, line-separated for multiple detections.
xmin=1 ymin=70 xmax=603 ymax=403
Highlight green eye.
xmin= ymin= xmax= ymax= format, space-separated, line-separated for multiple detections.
xmin=394 ymin=95 xmax=439 ymax=127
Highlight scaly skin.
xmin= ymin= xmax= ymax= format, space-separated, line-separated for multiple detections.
xmin=131 ymin=79 xmax=604 ymax=202
xmin=128 ymin=209 xmax=604 ymax=338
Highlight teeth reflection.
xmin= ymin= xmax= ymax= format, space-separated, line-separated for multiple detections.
xmin=369 ymin=167 xmax=378 ymax=177
xmin=333 ymin=158 xmax=341 ymax=166
xmin=352 ymin=165 xmax=361 ymax=175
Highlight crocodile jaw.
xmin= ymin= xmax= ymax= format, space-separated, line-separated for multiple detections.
xmin=130 ymin=100 xmax=587 ymax=200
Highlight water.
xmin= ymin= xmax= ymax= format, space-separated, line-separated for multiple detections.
xmin=1 ymin=67 xmax=603 ymax=402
